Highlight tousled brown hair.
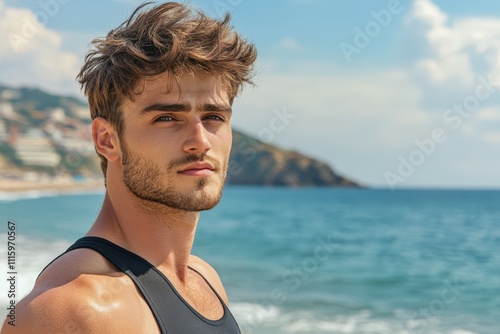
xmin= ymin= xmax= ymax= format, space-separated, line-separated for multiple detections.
xmin=77 ymin=1 xmax=257 ymax=177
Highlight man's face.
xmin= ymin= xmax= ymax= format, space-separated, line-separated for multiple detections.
xmin=118 ymin=71 xmax=232 ymax=211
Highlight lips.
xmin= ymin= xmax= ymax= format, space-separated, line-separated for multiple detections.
xmin=178 ymin=162 xmax=215 ymax=176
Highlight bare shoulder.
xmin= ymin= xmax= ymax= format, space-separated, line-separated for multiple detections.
xmin=188 ymin=255 xmax=230 ymax=305
xmin=1 ymin=249 xmax=151 ymax=334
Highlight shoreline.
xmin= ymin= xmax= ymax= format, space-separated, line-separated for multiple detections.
xmin=0 ymin=179 xmax=105 ymax=194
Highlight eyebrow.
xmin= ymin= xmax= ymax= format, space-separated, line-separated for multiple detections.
xmin=141 ymin=103 xmax=188 ymax=113
xmin=203 ymin=103 xmax=232 ymax=113
xmin=141 ymin=103 xmax=232 ymax=114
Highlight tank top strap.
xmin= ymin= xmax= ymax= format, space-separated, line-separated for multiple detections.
xmin=62 ymin=236 xmax=241 ymax=334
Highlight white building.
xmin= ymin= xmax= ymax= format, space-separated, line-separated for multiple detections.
xmin=71 ymin=106 xmax=91 ymax=120
xmin=50 ymin=108 xmax=66 ymax=122
xmin=0 ymin=102 xmax=15 ymax=119
xmin=58 ymin=137 xmax=94 ymax=155
xmin=14 ymin=130 xmax=60 ymax=167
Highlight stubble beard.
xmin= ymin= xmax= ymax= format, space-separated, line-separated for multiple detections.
xmin=120 ymin=140 xmax=227 ymax=212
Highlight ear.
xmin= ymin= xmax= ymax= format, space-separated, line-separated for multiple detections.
xmin=92 ymin=117 xmax=121 ymax=162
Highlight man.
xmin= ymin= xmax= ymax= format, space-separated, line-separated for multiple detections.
xmin=1 ymin=2 xmax=256 ymax=333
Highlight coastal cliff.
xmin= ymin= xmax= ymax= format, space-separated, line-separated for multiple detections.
xmin=229 ymin=131 xmax=359 ymax=187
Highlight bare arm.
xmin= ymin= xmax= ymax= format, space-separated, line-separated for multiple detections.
xmin=1 ymin=273 xmax=145 ymax=334
xmin=1 ymin=244 xmax=170 ymax=334
xmin=1 ymin=287 xmax=94 ymax=334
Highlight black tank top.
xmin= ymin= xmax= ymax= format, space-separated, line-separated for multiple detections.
xmin=42 ymin=236 xmax=241 ymax=334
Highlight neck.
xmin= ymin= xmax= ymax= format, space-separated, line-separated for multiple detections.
xmin=88 ymin=189 xmax=200 ymax=282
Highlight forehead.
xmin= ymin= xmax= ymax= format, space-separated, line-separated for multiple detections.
xmin=125 ymin=71 xmax=229 ymax=109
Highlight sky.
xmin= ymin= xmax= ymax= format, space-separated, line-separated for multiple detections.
xmin=0 ymin=0 xmax=499 ymax=189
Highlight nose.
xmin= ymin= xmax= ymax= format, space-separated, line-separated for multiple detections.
xmin=182 ymin=120 xmax=211 ymax=155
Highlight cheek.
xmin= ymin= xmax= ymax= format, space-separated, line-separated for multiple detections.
xmin=120 ymin=120 xmax=144 ymax=149
xmin=215 ymin=129 xmax=232 ymax=155
xmin=125 ymin=127 xmax=169 ymax=153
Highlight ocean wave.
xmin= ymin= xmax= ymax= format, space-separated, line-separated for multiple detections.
xmin=231 ymin=302 xmax=281 ymax=325
xmin=0 ymin=235 xmax=71 ymax=317
xmin=230 ymin=302 xmax=481 ymax=334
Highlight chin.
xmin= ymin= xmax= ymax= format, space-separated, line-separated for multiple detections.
xmin=191 ymin=183 xmax=223 ymax=203
xmin=165 ymin=177 xmax=221 ymax=210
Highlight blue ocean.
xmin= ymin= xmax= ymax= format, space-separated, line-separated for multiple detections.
xmin=1 ymin=187 xmax=499 ymax=333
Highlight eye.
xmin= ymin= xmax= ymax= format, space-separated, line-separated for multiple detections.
xmin=204 ymin=114 xmax=225 ymax=122
xmin=154 ymin=115 xmax=175 ymax=123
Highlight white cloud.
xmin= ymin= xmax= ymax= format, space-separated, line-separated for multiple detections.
xmin=405 ymin=0 xmax=500 ymax=90
xmin=0 ymin=1 xmax=80 ymax=96
xmin=460 ymin=107 xmax=500 ymax=144
xmin=405 ymin=0 xmax=474 ymax=87
xmin=454 ymin=18 xmax=500 ymax=83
